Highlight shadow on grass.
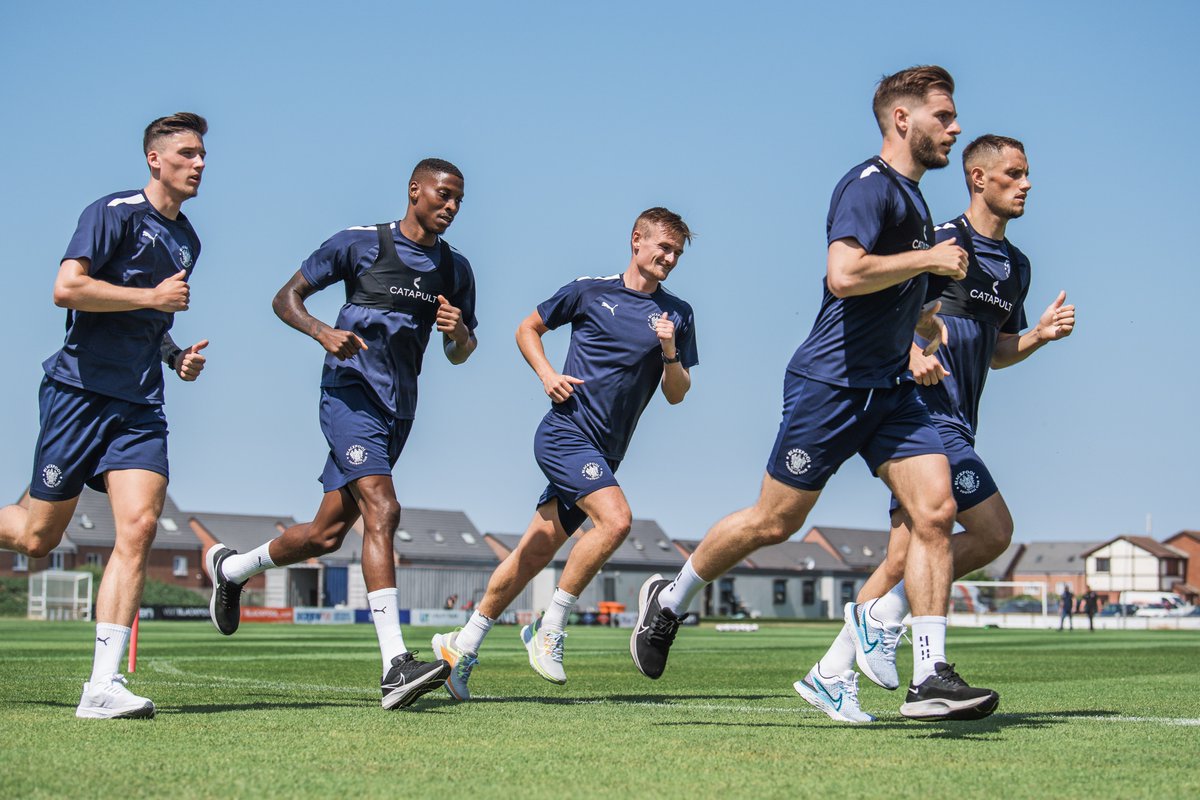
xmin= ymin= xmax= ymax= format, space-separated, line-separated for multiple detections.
xmin=465 ymin=693 xmax=777 ymax=706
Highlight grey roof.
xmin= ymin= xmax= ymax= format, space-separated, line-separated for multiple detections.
xmin=489 ymin=519 xmax=686 ymax=569
xmin=188 ymin=511 xmax=297 ymax=554
xmin=745 ymin=541 xmax=848 ymax=573
xmin=805 ymin=526 xmax=890 ymax=568
xmin=1011 ymin=541 xmax=1100 ymax=575
xmin=979 ymin=541 xmax=1024 ymax=579
xmin=388 ymin=507 xmax=496 ymax=564
xmin=54 ymin=486 xmax=199 ymax=552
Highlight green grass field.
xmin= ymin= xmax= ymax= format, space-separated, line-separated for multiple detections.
xmin=1 ymin=620 xmax=1198 ymax=799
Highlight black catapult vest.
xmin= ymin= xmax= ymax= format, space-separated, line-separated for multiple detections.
xmin=868 ymin=156 xmax=934 ymax=256
xmin=344 ymin=224 xmax=454 ymax=323
xmin=932 ymin=216 xmax=1023 ymax=328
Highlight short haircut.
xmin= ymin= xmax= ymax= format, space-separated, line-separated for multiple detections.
xmin=411 ymin=158 xmax=464 ymax=182
xmin=961 ymin=134 xmax=1026 ymax=184
xmin=634 ymin=207 xmax=693 ymax=245
xmin=143 ymin=112 xmax=208 ymax=154
xmin=872 ymin=65 xmax=955 ymax=133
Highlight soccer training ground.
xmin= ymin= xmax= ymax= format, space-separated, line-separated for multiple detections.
xmin=1 ymin=620 xmax=1197 ymax=799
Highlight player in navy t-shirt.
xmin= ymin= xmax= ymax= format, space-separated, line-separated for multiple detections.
xmin=632 ymin=65 xmax=999 ymax=722
xmin=430 ymin=208 xmax=697 ymax=700
xmin=203 ymin=159 xmax=477 ymax=710
xmin=809 ymin=135 xmax=1075 ymax=719
xmin=0 ymin=113 xmax=211 ymax=719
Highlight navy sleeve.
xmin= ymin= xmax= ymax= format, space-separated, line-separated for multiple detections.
xmin=827 ymin=172 xmax=897 ymax=252
xmin=676 ymin=305 xmax=699 ymax=369
xmin=1002 ymin=252 xmax=1032 ymax=334
xmin=537 ymin=280 xmax=586 ymax=330
xmin=300 ymin=230 xmax=360 ymax=290
xmin=62 ymin=199 xmax=128 ymax=275
xmin=449 ymin=252 xmax=479 ymax=332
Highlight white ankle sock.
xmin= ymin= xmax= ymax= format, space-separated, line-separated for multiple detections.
xmin=455 ymin=611 xmax=493 ymax=655
xmin=90 ymin=623 xmax=131 ymax=683
xmin=220 ymin=543 xmax=276 ymax=583
xmin=911 ymin=616 xmax=947 ymax=683
xmin=368 ymin=588 xmax=407 ymax=674
xmin=817 ymin=621 xmax=857 ymax=677
xmin=541 ymin=588 xmax=577 ymax=632
xmin=658 ymin=558 xmax=709 ymax=614
xmin=866 ymin=582 xmax=909 ymax=626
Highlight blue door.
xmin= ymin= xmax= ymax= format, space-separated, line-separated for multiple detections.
xmin=323 ymin=566 xmax=348 ymax=607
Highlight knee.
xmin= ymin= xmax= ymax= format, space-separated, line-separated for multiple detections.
xmin=25 ymin=539 xmax=58 ymax=560
xmin=911 ymin=497 xmax=956 ymax=539
xmin=754 ymin=515 xmax=796 ymax=547
xmin=307 ymin=524 xmax=349 ymax=554
xmin=363 ymin=499 xmax=402 ymax=538
xmin=596 ymin=510 xmax=632 ymax=542
xmin=112 ymin=511 xmax=160 ymax=555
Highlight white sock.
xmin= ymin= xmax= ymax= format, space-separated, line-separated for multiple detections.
xmin=90 ymin=623 xmax=131 ymax=683
xmin=455 ymin=611 xmax=493 ymax=656
xmin=866 ymin=582 xmax=909 ymax=627
xmin=541 ymin=588 xmax=578 ymax=632
xmin=816 ymin=621 xmax=857 ymax=677
xmin=221 ymin=542 xmax=276 ymax=583
xmin=368 ymin=588 xmax=407 ymax=674
xmin=911 ymin=616 xmax=947 ymax=683
xmin=658 ymin=558 xmax=709 ymax=614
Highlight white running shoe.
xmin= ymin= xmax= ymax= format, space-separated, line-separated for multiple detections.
xmin=431 ymin=630 xmax=478 ymax=701
xmin=845 ymin=601 xmax=904 ymax=690
xmin=75 ymin=674 xmax=155 ymax=719
xmin=521 ymin=617 xmax=567 ymax=685
xmin=794 ymin=666 xmax=875 ymax=724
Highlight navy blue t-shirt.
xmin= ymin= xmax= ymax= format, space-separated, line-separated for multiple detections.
xmin=919 ymin=216 xmax=1031 ymax=436
xmin=537 ymin=275 xmax=698 ymax=461
xmin=43 ymin=190 xmax=201 ymax=405
xmin=300 ymin=224 xmax=477 ymax=420
xmin=788 ymin=158 xmax=934 ymax=388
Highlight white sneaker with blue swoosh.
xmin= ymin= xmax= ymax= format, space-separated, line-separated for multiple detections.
xmin=794 ymin=665 xmax=875 ymax=724
xmin=846 ymin=601 xmax=904 ymax=690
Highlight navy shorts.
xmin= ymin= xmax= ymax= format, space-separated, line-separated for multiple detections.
xmin=318 ymin=384 xmax=413 ymax=493
xmin=534 ymin=413 xmax=621 ymax=535
xmin=889 ymin=421 xmax=998 ymax=515
xmin=30 ymin=376 xmax=169 ymax=501
xmin=766 ymin=375 xmax=945 ymax=491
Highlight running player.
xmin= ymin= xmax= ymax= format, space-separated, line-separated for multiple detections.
xmin=631 ymin=65 xmax=1000 ymax=722
xmin=0 ymin=113 xmax=211 ymax=719
xmin=430 ymin=208 xmax=697 ymax=700
xmin=203 ymin=159 xmax=477 ymax=710
xmin=803 ymin=134 xmax=1075 ymax=721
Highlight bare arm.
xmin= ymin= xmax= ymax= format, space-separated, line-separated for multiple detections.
xmin=655 ymin=314 xmax=691 ymax=405
xmin=272 ymin=270 xmax=367 ymax=360
xmin=54 ymin=258 xmax=189 ymax=312
xmin=991 ymin=291 xmax=1075 ymax=369
xmin=435 ymin=294 xmax=477 ymax=365
xmin=515 ymin=310 xmax=583 ymax=403
xmin=826 ymin=237 xmax=968 ymax=299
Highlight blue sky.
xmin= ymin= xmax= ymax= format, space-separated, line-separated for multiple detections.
xmin=1 ymin=2 xmax=1196 ymax=544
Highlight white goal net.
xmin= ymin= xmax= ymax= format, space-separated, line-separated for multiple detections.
xmin=28 ymin=570 xmax=93 ymax=621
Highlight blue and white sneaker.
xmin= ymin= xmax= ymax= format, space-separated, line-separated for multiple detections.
xmin=845 ymin=601 xmax=904 ymax=690
xmin=521 ymin=617 xmax=567 ymax=685
xmin=794 ymin=665 xmax=875 ymax=724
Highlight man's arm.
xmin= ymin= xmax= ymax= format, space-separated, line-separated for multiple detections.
xmin=991 ymin=291 xmax=1075 ymax=369
xmin=54 ymin=258 xmax=189 ymax=312
xmin=272 ymin=270 xmax=367 ymax=360
xmin=826 ymin=237 xmax=968 ymax=298
xmin=159 ymin=331 xmax=209 ymax=381
xmin=436 ymin=294 xmax=477 ymax=365
xmin=515 ymin=310 xmax=582 ymax=403
xmin=655 ymin=314 xmax=690 ymax=405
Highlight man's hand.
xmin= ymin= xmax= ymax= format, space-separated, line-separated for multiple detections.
xmin=436 ymin=295 xmax=470 ymax=346
xmin=315 ymin=324 xmax=368 ymax=360
xmin=176 ymin=339 xmax=209 ymax=381
xmin=909 ymin=346 xmax=949 ymax=386
xmin=915 ymin=300 xmax=949 ymax=356
xmin=1036 ymin=291 xmax=1075 ymax=342
xmin=542 ymin=372 xmax=585 ymax=403
xmin=926 ymin=237 xmax=968 ymax=280
xmin=655 ymin=311 xmax=676 ymax=358
xmin=151 ymin=270 xmax=190 ymax=312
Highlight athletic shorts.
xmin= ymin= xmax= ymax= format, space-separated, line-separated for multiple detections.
xmin=889 ymin=421 xmax=997 ymax=515
xmin=534 ymin=413 xmax=621 ymax=535
xmin=318 ymin=384 xmax=413 ymax=493
xmin=766 ymin=375 xmax=944 ymax=491
xmin=29 ymin=376 xmax=169 ymax=501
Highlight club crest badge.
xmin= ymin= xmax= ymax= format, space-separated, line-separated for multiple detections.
xmin=581 ymin=462 xmax=604 ymax=481
xmin=954 ymin=470 xmax=980 ymax=495
xmin=178 ymin=246 xmax=194 ymax=269
xmin=346 ymin=445 xmax=369 ymax=466
xmin=647 ymin=312 xmax=665 ymax=331
xmin=785 ymin=448 xmax=812 ymax=476
xmin=41 ymin=464 xmax=63 ymax=488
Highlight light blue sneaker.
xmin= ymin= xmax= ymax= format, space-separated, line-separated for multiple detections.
xmin=521 ymin=617 xmax=567 ymax=685
xmin=794 ymin=665 xmax=875 ymax=724
xmin=845 ymin=601 xmax=904 ymax=690
xmin=431 ymin=629 xmax=478 ymax=701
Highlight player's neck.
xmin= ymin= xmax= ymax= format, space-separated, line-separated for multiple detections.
xmin=623 ymin=261 xmax=659 ymax=294
xmin=878 ymin=141 xmax=924 ymax=183
xmin=398 ymin=215 xmax=438 ymax=247
xmin=142 ymin=180 xmax=184 ymax=220
xmin=964 ymin=203 xmax=1008 ymax=240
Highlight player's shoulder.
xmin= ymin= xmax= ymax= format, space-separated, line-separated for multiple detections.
xmin=833 ymin=157 xmax=898 ymax=203
xmin=442 ymin=238 xmax=473 ymax=273
xmin=321 ymin=223 xmax=382 ymax=251
xmin=1004 ymin=237 xmax=1032 ymax=278
xmin=934 ymin=217 xmax=965 ymax=243
xmin=655 ymin=284 xmax=694 ymax=316
xmin=84 ymin=190 xmax=150 ymax=220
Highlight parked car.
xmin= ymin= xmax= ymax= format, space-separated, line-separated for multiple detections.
xmin=1098 ymin=603 xmax=1139 ymax=617
xmin=996 ymin=598 xmax=1044 ymax=614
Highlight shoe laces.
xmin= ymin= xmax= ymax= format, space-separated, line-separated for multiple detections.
xmin=217 ymin=575 xmax=244 ymax=605
xmin=648 ymin=610 xmax=688 ymax=647
xmin=110 ymin=673 xmax=130 ymax=689
xmin=934 ymin=662 xmax=967 ymax=687
xmin=542 ymin=629 xmax=566 ymax=663
xmin=455 ymin=652 xmax=478 ymax=681
xmin=841 ymin=672 xmax=861 ymax=706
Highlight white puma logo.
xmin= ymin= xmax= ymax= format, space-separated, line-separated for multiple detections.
xmin=601 ymin=301 xmax=618 ymax=315
xmin=141 ymin=230 xmax=158 ymax=245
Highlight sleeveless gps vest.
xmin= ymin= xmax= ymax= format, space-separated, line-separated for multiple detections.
xmin=345 ymin=224 xmax=454 ymax=322
xmin=933 ymin=216 xmax=1022 ymax=328
xmin=869 ymin=156 xmax=934 ymax=256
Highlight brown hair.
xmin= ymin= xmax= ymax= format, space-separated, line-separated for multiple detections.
xmin=872 ymin=66 xmax=955 ymax=133
xmin=411 ymin=158 xmax=464 ymax=182
xmin=143 ymin=112 xmax=208 ymax=154
xmin=634 ymin=207 xmax=693 ymax=245
xmin=962 ymin=134 xmax=1026 ymax=186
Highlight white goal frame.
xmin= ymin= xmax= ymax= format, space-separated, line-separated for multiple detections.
xmin=951 ymin=580 xmax=1049 ymax=615
xmin=28 ymin=570 xmax=93 ymax=621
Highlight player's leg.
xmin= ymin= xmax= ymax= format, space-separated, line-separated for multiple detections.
xmin=76 ymin=468 xmax=165 ymax=720
xmin=0 ymin=496 xmax=77 ymax=558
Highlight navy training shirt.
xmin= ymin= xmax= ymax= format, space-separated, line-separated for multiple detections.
xmin=43 ymin=190 xmax=201 ymax=405
xmin=919 ymin=216 xmax=1031 ymax=436
xmin=788 ymin=157 xmax=935 ymax=388
xmin=300 ymin=223 xmax=477 ymax=420
xmin=537 ymin=275 xmax=698 ymax=461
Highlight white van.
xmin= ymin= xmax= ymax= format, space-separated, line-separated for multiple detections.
xmin=1119 ymin=591 xmax=1192 ymax=616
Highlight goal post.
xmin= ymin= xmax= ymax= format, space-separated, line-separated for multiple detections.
xmin=28 ymin=570 xmax=93 ymax=621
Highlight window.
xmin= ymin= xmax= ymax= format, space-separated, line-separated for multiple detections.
xmin=86 ymin=553 xmax=102 ymax=567
xmin=13 ymin=554 xmax=28 ymax=572
xmin=773 ymin=579 xmax=787 ymax=605
xmin=1095 ymin=557 xmax=1110 ymax=573
xmin=432 ymin=532 xmax=445 ymax=543
xmin=802 ymin=580 xmax=815 ymax=605
xmin=79 ymin=513 xmax=95 ymax=530
xmin=173 ymin=556 xmax=188 ymax=577
xmin=1163 ymin=559 xmax=1182 ymax=576
xmin=50 ymin=552 xmax=65 ymax=570
xmin=840 ymin=581 xmax=855 ymax=605
xmin=160 ymin=517 xmax=179 ymax=532
xmin=397 ymin=530 xmax=412 ymax=542
xmin=460 ymin=532 xmax=477 ymax=545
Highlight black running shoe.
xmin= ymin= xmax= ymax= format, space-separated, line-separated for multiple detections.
xmin=899 ymin=662 xmax=999 ymax=721
xmin=381 ymin=651 xmax=451 ymax=710
xmin=630 ymin=574 xmax=689 ymax=679
xmin=204 ymin=544 xmax=244 ymax=636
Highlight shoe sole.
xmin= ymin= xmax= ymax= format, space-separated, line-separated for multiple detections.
xmin=521 ymin=625 xmax=566 ymax=685
xmin=76 ymin=703 xmax=156 ymax=720
xmin=629 ymin=573 xmax=664 ymax=679
xmin=382 ymin=662 xmax=452 ymax=710
xmin=204 ymin=544 xmax=238 ymax=636
xmin=845 ymin=602 xmax=898 ymax=691
xmin=430 ymin=633 xmax=470 ymax=701
xmin=900 ymin=692 xmax=1000 ymax=721
xmin=793 ymin=679 xmax=874 ymax=724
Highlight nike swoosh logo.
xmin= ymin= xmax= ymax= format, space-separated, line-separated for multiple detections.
xmin=815 ymin=680 xmax=843 ymax=710
xmin=856 ymin=610 xmax=880 ymax=652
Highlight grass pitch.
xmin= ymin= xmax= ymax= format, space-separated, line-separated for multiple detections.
xmin=1 ymin=619 xmax=1197 ymax=799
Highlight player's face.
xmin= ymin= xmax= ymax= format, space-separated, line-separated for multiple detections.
xmin=982 ymin=148 xmax=1032 ymax=219
xmin=633 ymin=223 xmax=686 ymax=282
xmin=410 ymin=173 xmax=465 ymax=234
xmin=149 ymin=132 xmax=206 ymax=199
xmin=908 ymin=91 xmax=960 ymax=170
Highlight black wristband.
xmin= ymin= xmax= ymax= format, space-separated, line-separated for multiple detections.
xmin=662 ymin=352 xmax=681 ymax=364
xmin=166 ymin=348 xmax=182 ymax=371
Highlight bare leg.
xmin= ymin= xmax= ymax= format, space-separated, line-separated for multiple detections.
xmin=349 ymin=476 xmax=401 ymax=593
xmin=99 ymin=470 xmax=167 ymax=628
xmin=0 ymin=495 xmax=77 ymax=558
xmin=877 ymin=454 xmax=955 ymax=617
xmin=267 ymin=487 xmax=361 ymax=566
xmin=478 ymin=502 xmax=568 ymax=619
xmin=556 ymin=486 xmax=631 ymax=595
